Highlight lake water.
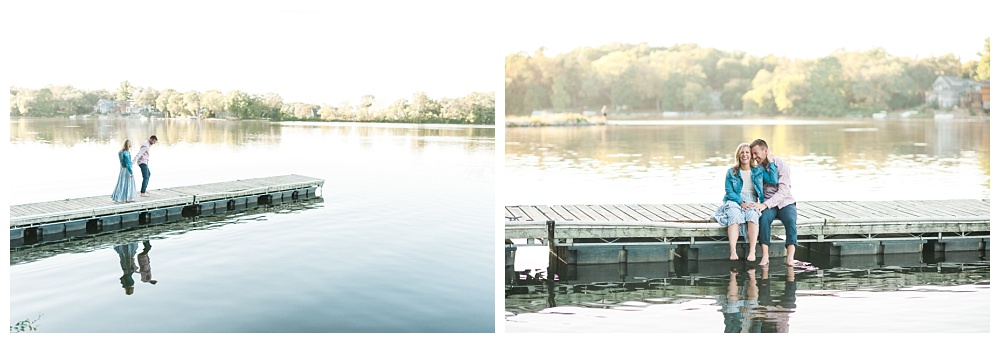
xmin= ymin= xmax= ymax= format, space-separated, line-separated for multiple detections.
xmin=503 ymin=117 xmax=991 ymax=333
xmin=7 ymin=117 xmax=495 ymax=333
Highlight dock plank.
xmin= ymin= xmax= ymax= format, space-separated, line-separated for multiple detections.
xmin=561 ymin=205 xmax=596 ymax=222
xmin=572 ymin=204 xmax=607 ymax=221
xmin=518 ymin=205 xmax=552 ymax=222
xmin=587 ymin=205 xmax=625 ymax=222
xmin=597 ymin=205 xmax=636 ymax=221
xmin=647 ymin=204 xmax=690 ymax=221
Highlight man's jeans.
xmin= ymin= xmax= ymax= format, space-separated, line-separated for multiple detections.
xmin=759 ymin=202 xmax=797 ymax=246
xmin=139 ymin=163 xmax=151 ymax=193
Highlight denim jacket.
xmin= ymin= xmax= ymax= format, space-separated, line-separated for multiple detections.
xmin=722 ymin=162 xmax=777 ymax=204
xmin=119 ymin=150 xmax=133 ymax=174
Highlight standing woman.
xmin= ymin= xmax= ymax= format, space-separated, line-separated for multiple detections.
xmin=111 ymin=139 xmax=138 ymax=203
xmin=710 ymin=143 xmax=776 ymax=261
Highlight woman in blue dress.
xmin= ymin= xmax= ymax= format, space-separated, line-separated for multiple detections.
xmin=111 ymin=139 xmax=138 ymax=203
xmin=711 ymin=143 xmax=777 ymax=261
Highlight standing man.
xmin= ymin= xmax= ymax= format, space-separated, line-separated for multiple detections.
xmin=134 ymin=135 xmax=157 ymax=197
xmin=749 ymin=139 xmax=797 ymax=266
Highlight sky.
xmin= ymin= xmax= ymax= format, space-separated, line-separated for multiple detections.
xmin=4 ymin=0 xmax=994 ymax=106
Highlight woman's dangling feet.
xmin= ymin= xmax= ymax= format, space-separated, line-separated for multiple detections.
xmin=747 ymin=248 xmax=756 ymax=262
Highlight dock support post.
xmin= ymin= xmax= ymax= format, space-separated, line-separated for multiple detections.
xmin=86 ymin=219 xmax=103 ymax=234
xmin=547 ymin=220 xmax=556 ymax=280
xmin=618 ymin=246 xmax=628 ymax=264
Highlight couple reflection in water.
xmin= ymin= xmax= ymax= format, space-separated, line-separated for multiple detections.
xmin=113 ymin=240 xmax=158 ymax=295
xmin=717 ymin=264 xmax=797 ymax=333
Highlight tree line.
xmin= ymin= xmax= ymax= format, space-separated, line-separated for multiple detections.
xmin=505 ymin=38 xmax=990 ymax=116
xmin=9 ymin=82 xmax=495 ymax=125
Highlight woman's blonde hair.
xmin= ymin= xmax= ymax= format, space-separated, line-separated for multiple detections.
xmin=731 ymin=143 xmax=756 ymax=176
xmin=120 ymin=139 xmax=131 ymax=152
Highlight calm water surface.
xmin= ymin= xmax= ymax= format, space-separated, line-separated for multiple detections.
xmin=8 ymin=117 xmax=495 ymax=333
xmin=504 ymin=117 xmax=990 ymax=333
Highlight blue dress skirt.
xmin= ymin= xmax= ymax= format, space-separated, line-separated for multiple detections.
xmin=710 ymin=191 xmax=761 ymax=238
xmin=111 ymin=166 xmax=138 ymax=202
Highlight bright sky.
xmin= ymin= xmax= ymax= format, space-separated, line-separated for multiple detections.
xmin=502 ymin=0 xmax=993 ymax=61
xmin=5 ymin=0 xmax=994 ymax=106
xmin=5 ymin=0 xmax=502 ymax=105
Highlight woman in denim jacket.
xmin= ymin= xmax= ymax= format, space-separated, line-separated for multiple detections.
xmin=711 ymin=143 xmax=777 ymax=261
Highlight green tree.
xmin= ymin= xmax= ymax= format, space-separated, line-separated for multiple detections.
xmin=135 ymin=87 xmax=160 ymax=113
xmin=744 ymin=69 xmax=777 ymax=114
xmin=200 ymin=89 xmax=225 ymax=117
xmin=504 ymin=53 xmax=532 ymax=115
xmin=182 ymin=91 xmax=201 ymax=117
xmin=156 ymin=89 xmax=179 ymax=116
xmin=116 ymin=80 xmax=134 ymax=102
xmin=976 ymin=37 xmax=990 ymax=80
xmin=32 ymin=88 xmax=57 ymax=116
xmin=798 ymin=56 xmax=848 ymax=116
xmin=720 ymin=78 xmax=750 ymax=111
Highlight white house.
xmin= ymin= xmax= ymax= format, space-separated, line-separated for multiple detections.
xmin=926 ymin=76 xmax=981 ymax=109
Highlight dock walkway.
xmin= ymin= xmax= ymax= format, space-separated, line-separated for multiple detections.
xmin=10 ymin=174 xmax=324 ymax=248
xmin=505 ymin=199 xmax=989 ymax=246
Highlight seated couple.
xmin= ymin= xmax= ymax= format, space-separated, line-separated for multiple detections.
xmin=710 ymin=139 xmax=798 ymax=266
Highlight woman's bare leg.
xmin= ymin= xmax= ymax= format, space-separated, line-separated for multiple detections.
xmin=728 ymin=223 xmax=739 ymax=260
xmin=747 ymin=222 xmax=759 ymax=262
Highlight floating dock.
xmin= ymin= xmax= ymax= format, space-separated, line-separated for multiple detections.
xmin=505 ymin=199 xmax=989 ymax=263
xmin=10 ymin=174 xmax=325 ymax=248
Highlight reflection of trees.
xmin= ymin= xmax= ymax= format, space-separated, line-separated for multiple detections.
xmin=9 ymin=117 xmax=282 ymax=147
xmin=10 ymin=118 xmax=496 ymax=149
xmin=505 ymin=119 xmax=988 ymax=174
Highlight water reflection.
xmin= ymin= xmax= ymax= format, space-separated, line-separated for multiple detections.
xmin=719 ymin=265 xmax=797 ymax=333
xmin=507 ymin=118 xmax=988 ymax=175
xmin=505 ymin=252 xmax=988 ymax=332
xmin=10 ymin=117 xmax=281 ymax=147
xmin=113 ymin=240 xmax=157 ymax=296
xmin=10 ymin=198 xmax=324 ymax=265
xmin=506 ymin=118 xmax=989 ymax=203
xmin=114 ymin=242 xmax=140 ymax=295
xmin=9 ymin=117 xmax=495 ymax=150
xmin=138 ymin=241 xmax=157 ymax=286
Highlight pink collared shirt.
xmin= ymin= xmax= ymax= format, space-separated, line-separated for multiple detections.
xmin=762 ymin=156 xmax=795 ymax=209
xmin=134 ymin=140 xmax=151 ymax=165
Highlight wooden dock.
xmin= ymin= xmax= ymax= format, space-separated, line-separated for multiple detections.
xmin=505 ymin=200 xmax=989 ymax=262
xmin=10 ymin=174 xmax=325 ymax=248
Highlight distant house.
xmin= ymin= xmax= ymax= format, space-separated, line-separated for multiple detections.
xmin=981 ymin=79 xmax=990 ymax=112
xmin=95 ymin=99 xmax=151 ymax=115
xmin=95 ymin=99 xmax=118 ymax=114
xmin=926 ymin=76 xmax=982 ymax=109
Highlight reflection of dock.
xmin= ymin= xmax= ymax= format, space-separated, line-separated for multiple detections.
xmin=504 ymin=200 xmax=989 ymax=263
xmin=10 ymin=174 xmax=325 ymax=248
xmin=505 ymin=252 xmax=988 ymax=314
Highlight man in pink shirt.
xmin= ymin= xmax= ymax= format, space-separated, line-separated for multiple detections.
xmin=134 ymin=135 xmax=158 ymax=196
xmin=749 ymin=139 xmax=797 ymax=266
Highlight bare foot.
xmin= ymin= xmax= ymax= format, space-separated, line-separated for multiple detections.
xmin=747 ymin=250 xmax=757 ymax=262
xmin=759 ymin=256 xmax=770 ymax=266
xmin=729 ymin=252 xmax=739 ymax=261
xmin=140 ymin=193 xmax=149 ymax=197
xmin=786 ymin=258 xmax=796 ymax=266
